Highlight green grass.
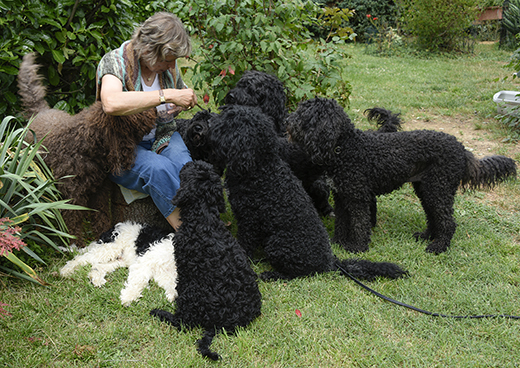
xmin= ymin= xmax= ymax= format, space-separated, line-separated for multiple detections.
xmin=344 ymin=42 xmax=520 ymax=128
xmin=2 ymin=42 xmax=520 ymax=367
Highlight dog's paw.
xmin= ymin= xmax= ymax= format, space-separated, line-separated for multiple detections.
xmin=201 ymin=350 xmax=221 ymax=361
xmin=425 ymin=241 xmax=449 ymax=254
xmin=382 ymin=263 xmax=410 ymax=279
xmin=120 ymin=290 xmax=140 ymax=307
xmin=164 ymin=290 xmax=178 ymax=303
xmin=59 ymin=263 xmax=76 ymax=277
xmin=258 ymin=271 xmax=291 ymax=282
xmin=340 ymin=242 xmax=369 ymax=253
xmin=150 ymin=309 xmax=177 ymax=325
xmin=88 ymin=269 xmax=107 ymax=287
xmin=413 ymin=230 xmax=432 ymax=242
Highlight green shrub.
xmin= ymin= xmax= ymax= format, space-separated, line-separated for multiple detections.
xmin=314 ymin=0 xmax=399 ymax=43
xmin=397 ymin=0 xmax=480 ymax=52
xmin=166 ymin=0 xmax=353 ymax=109
xmin=0 ymin=0 xmax=138 ymax=117
xmin=0 ymin=115 xmax=84 ymax=284
xmin=501 ymin=0 xmax=520 ymax=48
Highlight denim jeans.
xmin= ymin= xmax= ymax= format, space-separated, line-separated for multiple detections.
xmin=109 ymin=131 xmax=192 ymax=217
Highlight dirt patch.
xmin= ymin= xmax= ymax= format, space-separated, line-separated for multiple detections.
xmin=403 ymin=112 xmax=520 ymax=158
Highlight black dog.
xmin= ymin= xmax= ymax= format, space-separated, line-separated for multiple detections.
xmin=287 ymin=97 xmax=517 ymax=254
xmin=224 ymin=70 xmax=404 ymax=218
xmin=150 ymin=160 xmax=262 ymax=361
xmin=192 ymin=104 xmax=407 ymax=281
xmin=224 ymin=70 xmax=334 ymax=217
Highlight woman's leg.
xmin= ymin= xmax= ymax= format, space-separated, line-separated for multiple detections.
xmin=110 ymin=133 xmax=191 ymax=226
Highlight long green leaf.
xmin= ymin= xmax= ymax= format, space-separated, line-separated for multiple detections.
xmin=0 ymin=265 xmax=42 ymax=285
xmin=3 ymin=251 xmax=49 ymax=286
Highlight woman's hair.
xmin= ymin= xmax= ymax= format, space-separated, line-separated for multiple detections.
xmin=131 ymin=12 xmax=192 ymax=67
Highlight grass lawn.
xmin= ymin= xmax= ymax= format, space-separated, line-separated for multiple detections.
xmin=1 ymin=42 xmax=520 ymax=367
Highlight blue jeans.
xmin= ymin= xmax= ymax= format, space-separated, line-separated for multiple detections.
xmin=109 ymin=131 xmax=192 ymax=217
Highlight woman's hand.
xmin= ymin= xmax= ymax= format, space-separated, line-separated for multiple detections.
xmin=165 ymin=88 xmax=197 ymax=110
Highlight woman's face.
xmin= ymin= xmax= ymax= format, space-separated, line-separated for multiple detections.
xmin=148 ymin=55 xmax=177 ymax=74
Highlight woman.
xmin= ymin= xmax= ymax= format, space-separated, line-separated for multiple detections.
xmin=96 ymin=12 xmax=197 ymax=231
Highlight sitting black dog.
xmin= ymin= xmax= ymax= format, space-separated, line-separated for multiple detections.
xmin=150 ymin=160 xmax=262 ymax=361
xmin=224 ymin=70 xmax=334 ymax=217
xmin=188 ymin=103 xmax=407 ymax=281
xmin=287 ymin=97 xmax=517 ymax=254
xmin=224 ymin=70 xmax=404 ymax=218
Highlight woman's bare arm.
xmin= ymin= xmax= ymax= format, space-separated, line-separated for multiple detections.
xmin=100 ymin=74 xmax=197 ymax=116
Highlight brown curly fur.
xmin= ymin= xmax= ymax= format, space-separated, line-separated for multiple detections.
xmin=17 ymin=53 xmax=157 ymax=245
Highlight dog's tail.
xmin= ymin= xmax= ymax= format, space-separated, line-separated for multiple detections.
xmin=150 ymin=309 xmax=221 ymax=360
xmin=17 ymin=53 xmax=50 ymax=119
xmin=197 ymin=329 xmax=221 ymax=361
xmin=364 ymin=107 xmax=403 ymax=133
xmin=462 ymin=151 xmax=517 ymax=190
xmin=334 ymin=258 xmax=408 ymax=281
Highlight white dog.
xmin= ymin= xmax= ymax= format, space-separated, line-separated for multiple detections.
xmin=60 ymin=221 xmax=177 ymax=307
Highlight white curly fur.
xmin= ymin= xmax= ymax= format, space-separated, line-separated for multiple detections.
xmin=59 ymin=221 xmax=177 ymax=306
xmin=120 ymin=232 xmax=177 ymax=306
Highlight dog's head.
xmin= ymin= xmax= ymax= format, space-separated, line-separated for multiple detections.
xmin=207 ymin=104 xmax=280 ymax=176
xmin=173 ymin=160 xmax=226 ymax=215
xmin=224 ymin=70 xmax=288 ymax=134
xmin=183 ymin=109 xmax=217 ymax=162
xmin=286 ymin=98 xmax=351 ymax=166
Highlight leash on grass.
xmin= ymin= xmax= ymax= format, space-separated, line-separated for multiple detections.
xmin=336 ymin=264 xmax=520 ymax=320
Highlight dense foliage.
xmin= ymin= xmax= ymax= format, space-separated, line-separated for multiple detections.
xmin=0 ymin=0 xmax=138 ymax=116
xmin=397 ymin=0 xmax=480 ymax=52
xmin=166 ymin=0 xmax=354 ymax=109
xmin=501 ymin=0 xmax=520 ymax=48
xmin=313 ymin=0 xmax=399 ymax=42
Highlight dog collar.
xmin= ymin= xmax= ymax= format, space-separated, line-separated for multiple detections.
xmin=334 ymin=146 xmax=341 ymax=155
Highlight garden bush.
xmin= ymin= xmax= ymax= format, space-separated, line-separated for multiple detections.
xmin=313 ymin=0 xmax=399 ymax=43
xmin=0 ymin=0 xmax=139 ymax=117
xmin=165 ymin=0 xmax=354 ymax=109
xmin=501 ymin=0 xmax=520 ymax=48
xmin=397 ymin=0 xmax=480 ymax=52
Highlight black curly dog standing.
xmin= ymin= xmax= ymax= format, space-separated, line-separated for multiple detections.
xmin=150 ymin=160 xmax=262 ymax=361
xmin=187 ymin=104 xmax=407 ymax=281
xmin=287 ymin=97 xmax=517 ymax=254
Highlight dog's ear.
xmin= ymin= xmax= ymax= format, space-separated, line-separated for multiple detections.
xmin=287 ymin=98 xmax=346 ymax=166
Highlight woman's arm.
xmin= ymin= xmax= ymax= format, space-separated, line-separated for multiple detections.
xmin=100 ymin=74 xmax=197 ymax=116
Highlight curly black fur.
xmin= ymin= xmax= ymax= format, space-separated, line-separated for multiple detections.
xmin=223 ymin=70 xmax=334 ymax=216
xmin=364 ymin=107 xmax=403 ymax=133
xmin=287 ymin=98 xmax=517 ymax=254
xmin=224 ymin=70 xmax=289 ymax=133
xmin=150 ymin=160 xmax=262 ymax=361
xmin=196 ymin=104 xmax=407 ymax=281
xmin=17 ymin=53 xmax=156 ymax=245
